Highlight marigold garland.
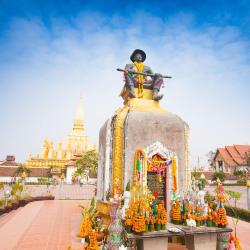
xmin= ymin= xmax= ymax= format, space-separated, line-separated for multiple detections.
xmin=85 ymin=229 xmax=99 ymax=250
xmin=80 ymin=217 xmax=92 ymax=238
xmin=170 ymin=200 xmax=181 ymax=223
xmin=216 ymin=207 xmax=228 ymax=226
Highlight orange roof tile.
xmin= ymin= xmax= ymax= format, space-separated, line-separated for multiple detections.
xmin=226 ymin=146 xmax=244 ymax=165
xmin=234 ymin=145 xmax=250 ymax=158
xmin=216 ymin=145 xmax=250 ymax=167
xmin=218 ymin=148 xmax=238 ymax=166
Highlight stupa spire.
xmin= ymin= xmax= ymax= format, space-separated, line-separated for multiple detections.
xmin=73 ymin=96 xmax=84 ymax=132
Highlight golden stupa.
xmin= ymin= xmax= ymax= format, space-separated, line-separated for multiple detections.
xmin=25 ymin=98 xmax=95 ymax=174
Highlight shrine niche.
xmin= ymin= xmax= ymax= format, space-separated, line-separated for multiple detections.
xmin=144 ymin=141 xmax=178 ymax=209
xmin=147 ymin=154 xmax=168 ymax=206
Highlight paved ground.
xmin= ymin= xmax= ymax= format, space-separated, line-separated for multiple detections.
xmin=0 ymin=199 xmax=249 ymax=250
xmin=205 ymin=185 xmax=249 ymax=210
xmin=0 ymin=200 xmax=87 ymax=250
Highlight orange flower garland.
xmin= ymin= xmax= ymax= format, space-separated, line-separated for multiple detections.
xmin=215 ymin=179 xmax=228 ymax=227
xmin=216 ymin=207 xmax=228 ymax=227
xmin=157 ymin=202 xmax=167 ymax=225
xmin=235 ymin=237 xmax=242 ymax=250
xmin=85 ymin=229 xmax=99 ymax=250
xmin=132 ymin=214 xmax=146 ymax=233
xmin=80 ymin=217 xmax=92 ymax=238
xmin=170 ymin=200 xmax=181 ymax=223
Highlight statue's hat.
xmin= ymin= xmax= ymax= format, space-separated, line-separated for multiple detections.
xmin=130 ymin=49 xmax=146 ymax=62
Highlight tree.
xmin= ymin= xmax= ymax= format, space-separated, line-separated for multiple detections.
xmin=15 ymin=164 xmax=32 ymax=177
xmin=76 ymin=149 xmax=98 ymax=178
xmin=212 ymin=171 xmax=225 ymax=183
xmin=233 ymin=169 xmax=245 ymax=180
xmin=206 ymin=150 xmax=216 ymax=168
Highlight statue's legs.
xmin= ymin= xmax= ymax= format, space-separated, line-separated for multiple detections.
xmin=125 ymin=75 xmax=164 ymax=100
xmin=147 ymin=77 xmax=164 ymax=101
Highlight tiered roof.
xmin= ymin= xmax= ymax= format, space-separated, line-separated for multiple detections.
xmin=215 ymin=145 xmax=250 ymax=167
xmin=0 ymin=155 xmax=18 ymax=166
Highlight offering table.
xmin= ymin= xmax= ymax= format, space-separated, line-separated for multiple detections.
xmin=127 ymin=229 xmax=184 ymax=250
xmin=175 ymin=224 xmax=232 ymax=250
xmin=126 ymin=224 xmax=232 ymax=250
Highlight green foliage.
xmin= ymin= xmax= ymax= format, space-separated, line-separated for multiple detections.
xmin=76 ymin=149 xmax=98 ymax=178
xmin=126 ymin=181 xmax=130 ymax=191
xmin=191 ymin=170 xmax=202 ymax=180
xmin=204 ymin=191 xmax=215 ymax=204
xmin=198 ymin=179 xmax=206 ymax=190
xmin=212 ymin=171 xmax=225 ymax=182
xmin=7 ymin=200 xmax=12 ymax=206
xmin=11 ymin=183 xmax=23 ymax=195
xmin=225 ymin=205 xmax=250 ymax=222
xmin=80 ymin=196 xmax=97 ymax=228
xmin=0 ymin=199 xmax=4 ymax=208
xmin=15 ymin=164 xmax=32 ymax=177
xmin=237 ymin=179 xmax=247 ymax=185
xmin=37 ymin=177 xmax=50 ymax=184
xmin=105 ymin=189 xmax=111 ymax=201
xmin=234 ymin=169 xmax=244 ymax=178
xmin=225 ymin=190 xmax=241 ymax=200
xmin=11 ymin=183 xmax=24 ymax=201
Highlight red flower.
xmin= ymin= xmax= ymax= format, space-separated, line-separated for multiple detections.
xmin=153 ymin=190 xmax=159 ymax=198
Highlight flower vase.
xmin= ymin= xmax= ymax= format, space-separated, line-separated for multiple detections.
xmin=149 ymin=223 xmax=154 ymax=232
xmin=145 ymin=223 xmax=149 ymax=232
xmin=172 ymin=220 xmax=180 ymax=225
xmin=207 ymin=220 xmax=212 ymax=227
xmin=161 ymin=224 xmax=166 ymax=230
xmin=154 ymin=223 xmax=161 ymax=231
xmin=196 ymin=221 xmax=201 ymax=227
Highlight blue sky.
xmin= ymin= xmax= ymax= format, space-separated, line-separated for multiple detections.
xmin=0 ymin=0 xmax=250 ymax=167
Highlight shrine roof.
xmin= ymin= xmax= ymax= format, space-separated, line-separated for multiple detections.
xmin=215 ymin=145 xmax=250 ymax=167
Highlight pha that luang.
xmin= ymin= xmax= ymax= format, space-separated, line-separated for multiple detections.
xmin=97 ymin=49 xmax=190 ymax=213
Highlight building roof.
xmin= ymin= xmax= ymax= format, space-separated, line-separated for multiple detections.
xmin=215 ymin=145 xmax=250 ymax=167
xmin=0 ymin=155 xmax=18 ymax=166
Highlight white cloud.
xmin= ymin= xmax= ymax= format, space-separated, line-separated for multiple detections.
xmin=0 ymin=11 xmax=249 ymax=167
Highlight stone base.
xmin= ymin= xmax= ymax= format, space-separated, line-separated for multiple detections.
xmin=185 ymin=233 xmax=217 ymax=250
xmin=137 ymin=237 xmax=168 ymax=250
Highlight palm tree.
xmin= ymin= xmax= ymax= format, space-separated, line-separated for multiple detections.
xmin=15 ymin=164 xmax=32 ymax=177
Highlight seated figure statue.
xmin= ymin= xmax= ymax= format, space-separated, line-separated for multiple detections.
xmin=124 ymin=49 xmax=164 ymax=101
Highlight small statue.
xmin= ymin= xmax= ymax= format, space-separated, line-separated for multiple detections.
xmin=117 ymin=49 xmax=171 ymax=101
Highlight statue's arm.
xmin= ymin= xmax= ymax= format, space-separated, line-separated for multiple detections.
xmin=144 ymin=66 xmax=154 ymax=75
xmin=125 ymin=64 xmax=136 ymax=71
xmin=145 ymin=66 xmax=162 ymax=78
